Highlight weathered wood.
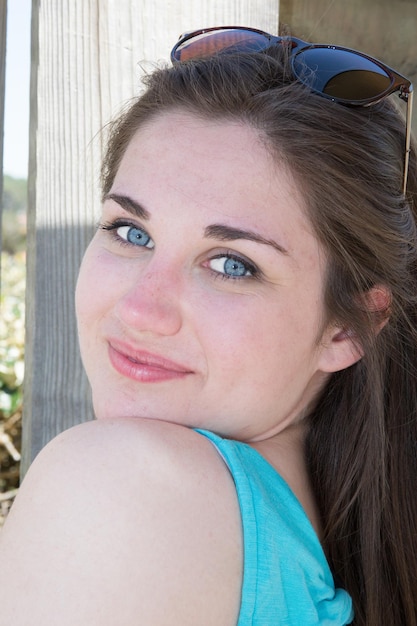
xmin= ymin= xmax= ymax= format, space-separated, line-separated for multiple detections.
xmin=0 ymin=0 xmax=7 ymax=262
xmin=22 ymin=0 xmax=281 ymax=473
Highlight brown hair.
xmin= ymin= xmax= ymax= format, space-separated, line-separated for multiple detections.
xmin=101 ymin=48 xmax=417 ymax=625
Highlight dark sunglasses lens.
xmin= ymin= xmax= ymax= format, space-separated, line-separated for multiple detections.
xmin=173 ymin=29 xmax=271 ymax=62
xmin=293 ymin=47 xmax=393 ymax=102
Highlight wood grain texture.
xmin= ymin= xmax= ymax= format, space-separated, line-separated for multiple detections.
xmin=22 ymin=0 xmax=280 ymax=472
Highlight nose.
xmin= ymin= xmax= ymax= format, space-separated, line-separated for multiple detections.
xmin=113 ymin=265 xmax=183 ymax=337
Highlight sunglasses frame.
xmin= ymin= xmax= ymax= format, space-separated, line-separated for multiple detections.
xmin=171 ymin=26 xmax=414 ymax=195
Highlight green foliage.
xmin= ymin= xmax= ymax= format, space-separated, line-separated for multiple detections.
xmin=2 ymin=176 xmax=27 ymax=254
xmin=0 ymin=252 xmax=25 ymax=418
xmin=1 ymin=176 xmax=26 ymax=516
xmin=2 ymin=176 xmax=27 ymax=213
xmin=0 ymin=251 xmax=25 ymax=517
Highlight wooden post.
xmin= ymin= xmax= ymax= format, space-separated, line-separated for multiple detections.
xmin=0 ymin=0 xmax=7 ymax=262
xmin=278 ymin=0 xmax=293 ymax=29
xmin=22 ymin=0 xmax=281 ymax=473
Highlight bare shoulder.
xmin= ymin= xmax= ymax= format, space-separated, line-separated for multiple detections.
xmin=0 ymin=419 xmax=242 ymax=625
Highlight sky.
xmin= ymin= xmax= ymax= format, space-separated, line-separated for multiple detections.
xmin=3 ymin=0 xmax=31 ymax=179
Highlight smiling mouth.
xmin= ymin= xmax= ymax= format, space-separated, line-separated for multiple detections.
xmin=107 ymin=341 xmax=193 ymax=383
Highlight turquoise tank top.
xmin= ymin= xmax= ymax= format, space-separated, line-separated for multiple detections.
xmin=195 ymin=429 xmax=354 ymax=625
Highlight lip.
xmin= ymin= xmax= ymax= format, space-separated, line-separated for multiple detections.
xmin=107 ymin=340 xmax=194 ymax=383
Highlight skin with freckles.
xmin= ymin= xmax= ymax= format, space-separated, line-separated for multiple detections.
xmin=76 ymin=112 xmax=359 ymax=462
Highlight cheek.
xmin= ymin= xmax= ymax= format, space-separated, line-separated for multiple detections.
xmin=204 ymin=296 xmax=320 ymax=378
xmin=75 ymin=247 xmax=118 ymax=326
xmin=197 ymin=297 xmax=279 ymax=368
xmin=76 ymin=251 xmax=97 ymax=323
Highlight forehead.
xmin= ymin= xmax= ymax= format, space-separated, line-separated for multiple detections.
xmin=115 ymin=111 xmax=307 ymax=214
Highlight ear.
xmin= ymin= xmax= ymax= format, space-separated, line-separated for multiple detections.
xmin=317 ymin=325 xmax=363 ymax=374
xmin=362 ymin=285 xmax=391 ymax=330
xmin=317 ymin=285 xmax=391 ymax=374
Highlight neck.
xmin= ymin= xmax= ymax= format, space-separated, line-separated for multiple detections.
xmin=250 ymin=421 xmax=322 ymax=537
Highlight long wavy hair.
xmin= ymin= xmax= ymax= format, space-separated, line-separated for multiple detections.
xmin=101 ymin=46 xmax=417 ymax=625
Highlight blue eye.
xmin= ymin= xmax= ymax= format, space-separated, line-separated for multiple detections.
xmin=209 ymin=255 xmax=254 ymax=278
xmin=116 ymin=225 xmax=154 ymax=249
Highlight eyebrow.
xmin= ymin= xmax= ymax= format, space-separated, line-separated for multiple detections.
xmin=204 ymin=224 xmax=288 ymax=255
xmin=105 ymin=193 xmax=150 ymax=220
xmin=105 ymin=193 xmax=288 ymax=255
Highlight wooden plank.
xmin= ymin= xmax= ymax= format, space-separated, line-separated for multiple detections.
xmin=22 ymin=0 xmax=280 ymax=472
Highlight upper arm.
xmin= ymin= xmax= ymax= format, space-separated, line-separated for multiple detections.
xmin=0 ymin=419 xmax=242 ymax=625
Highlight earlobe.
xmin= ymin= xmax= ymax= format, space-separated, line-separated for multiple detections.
xmin=318 ymin=325 xmax=363 ymax=374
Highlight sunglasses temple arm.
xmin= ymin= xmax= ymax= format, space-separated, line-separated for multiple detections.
xmin=403 ymin=87 xmax=414 ymax=195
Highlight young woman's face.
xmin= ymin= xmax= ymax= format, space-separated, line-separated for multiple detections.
xmin=76 ymin=112 xmax=342 ymax=442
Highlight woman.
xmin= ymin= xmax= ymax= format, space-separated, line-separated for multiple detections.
xmin=0 ymin=27 xmax=416 ymax=625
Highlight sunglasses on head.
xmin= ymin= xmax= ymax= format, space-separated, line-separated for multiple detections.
xmin=171 ymin=26 xmax=414 ymax=195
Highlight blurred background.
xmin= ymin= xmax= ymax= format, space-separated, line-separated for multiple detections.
xmin=1 ymin=0 xmax=30 ymax=523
